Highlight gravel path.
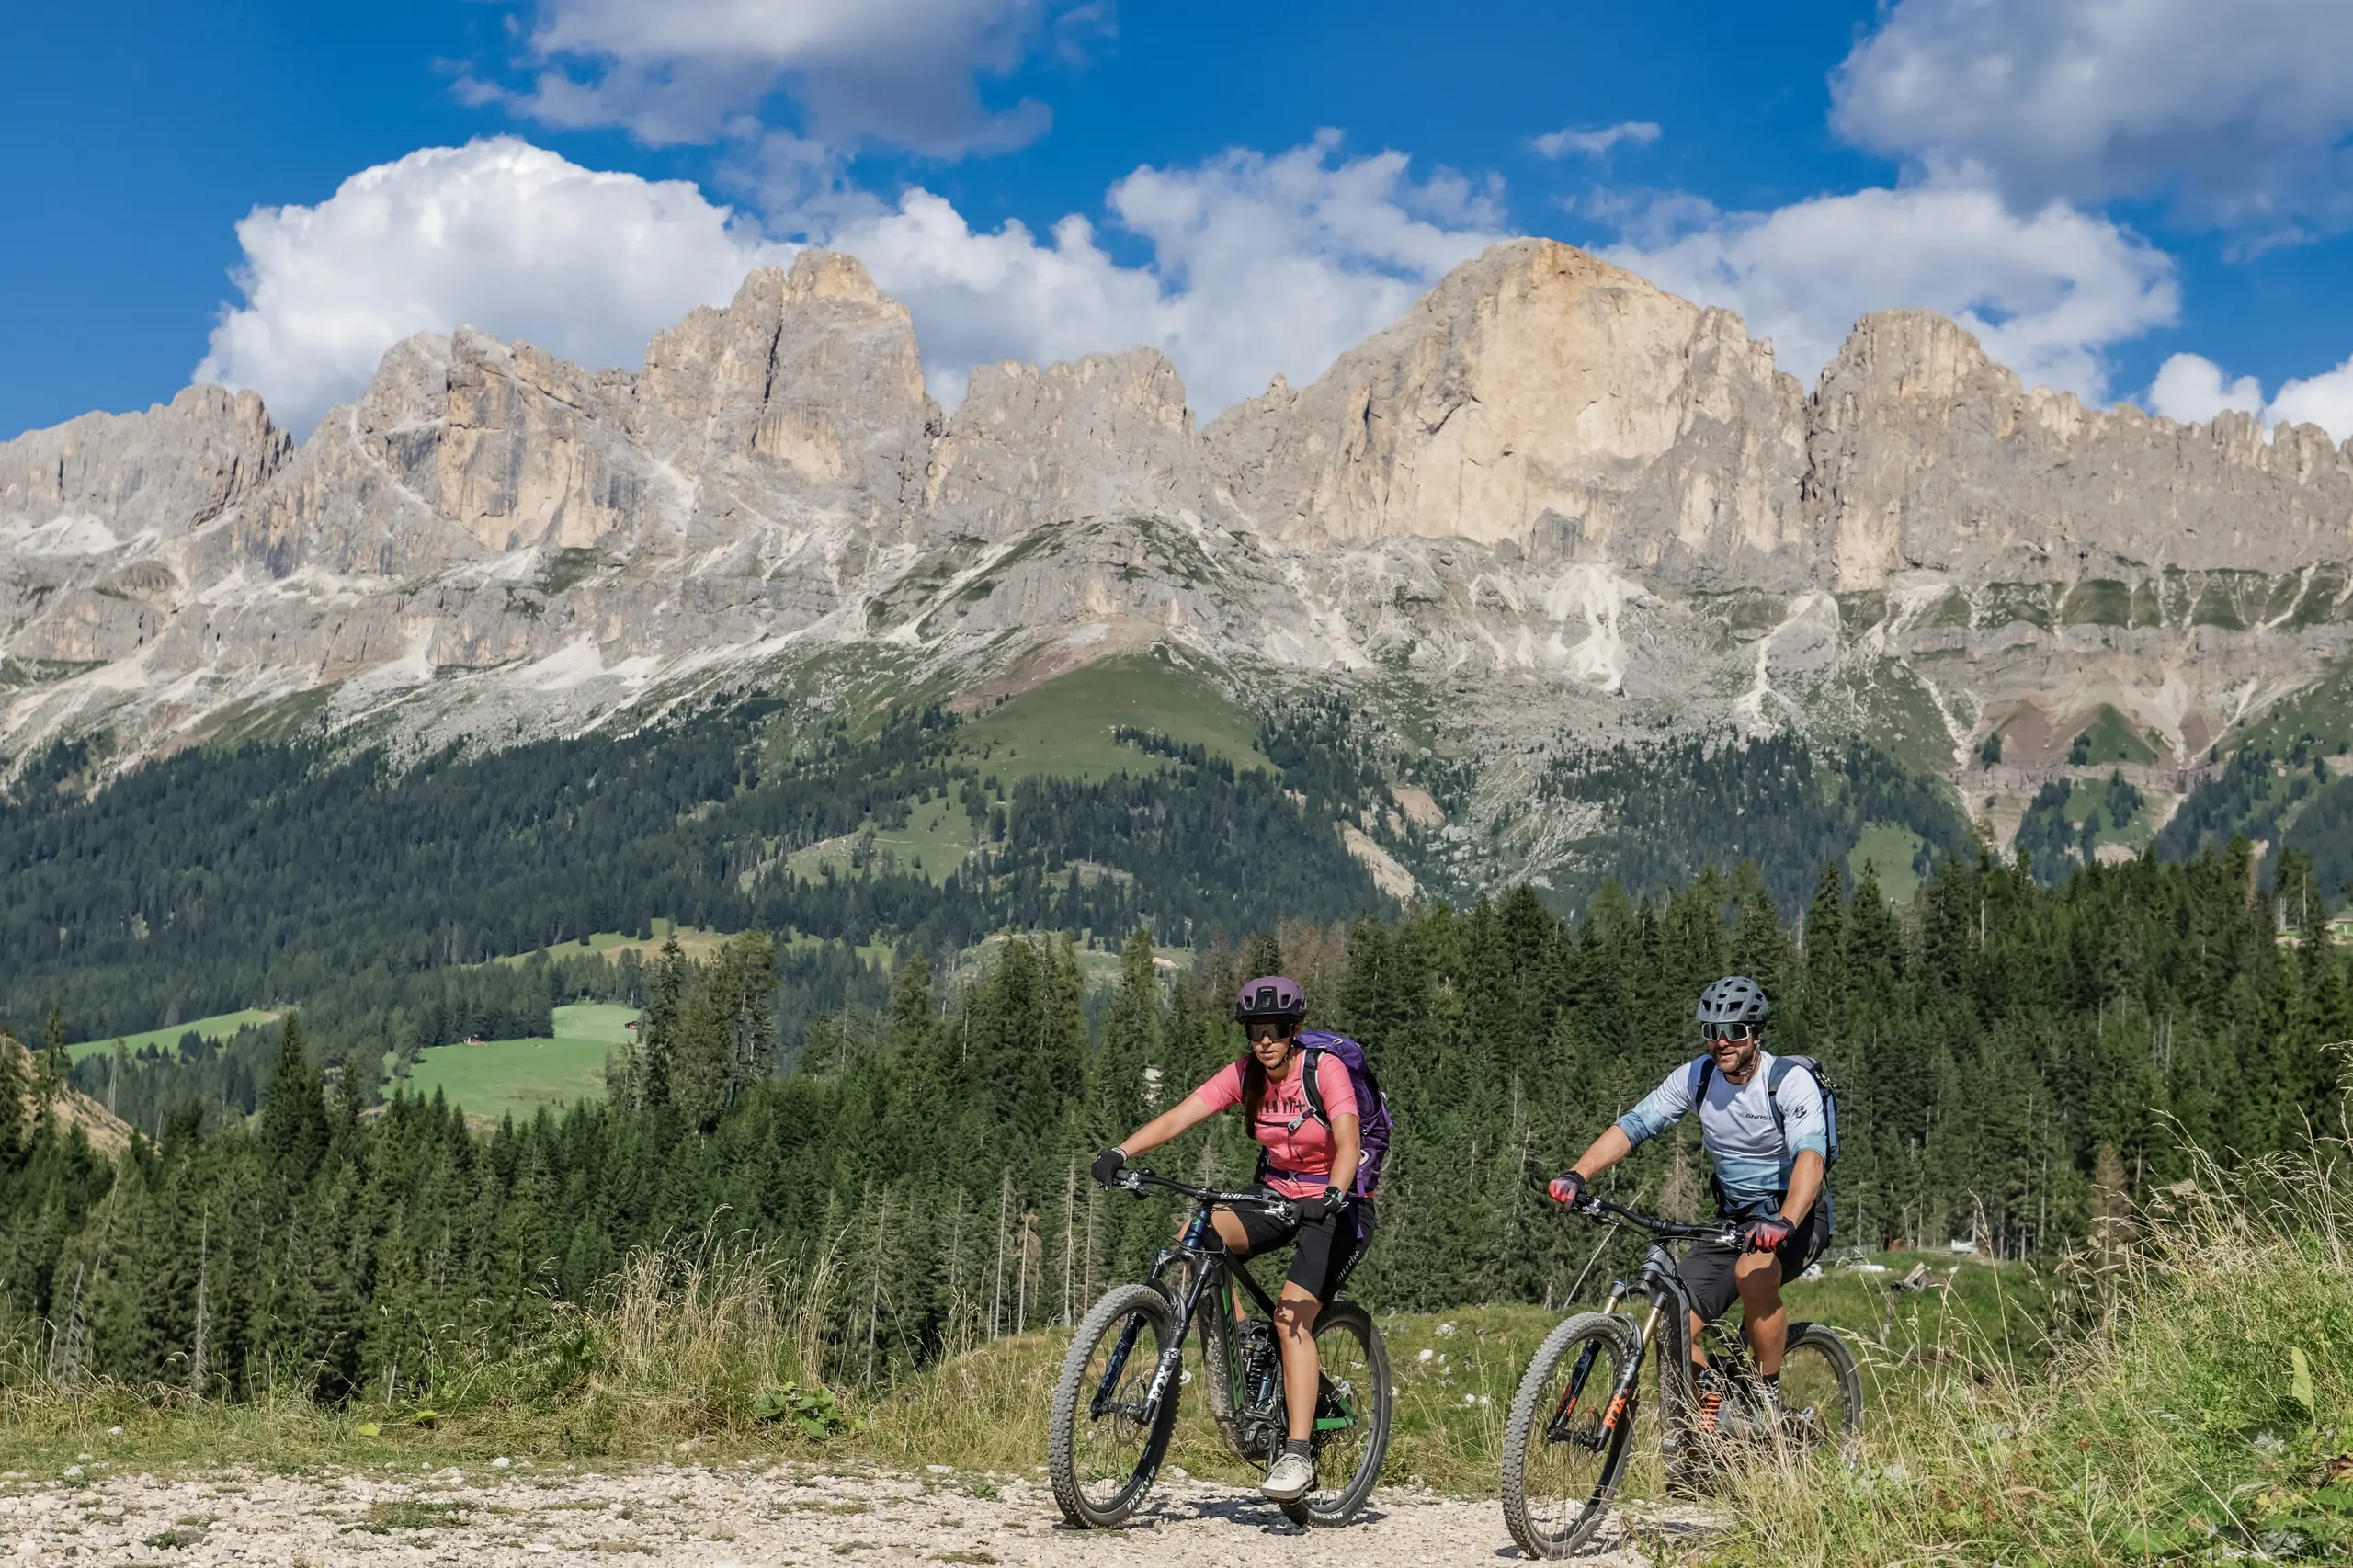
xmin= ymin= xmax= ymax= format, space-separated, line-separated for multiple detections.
xmin=1 ymin=1460 xmax=1710 ymax=1565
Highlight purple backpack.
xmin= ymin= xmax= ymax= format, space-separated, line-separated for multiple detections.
xmin=1290 ymin=1030 xmax=1394 ymax=1201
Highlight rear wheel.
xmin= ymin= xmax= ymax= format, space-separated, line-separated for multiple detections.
xmin=1500 ymin=1312 xmax=1642 ymax=1559
xmin=1277 ymin=1302 xmax=1392 ymax=1528
xmin=1047 ymin=1284 xmax=1182 ymax=1528
xmin=1772 ymin=1323 xmax=1862 ymax=1460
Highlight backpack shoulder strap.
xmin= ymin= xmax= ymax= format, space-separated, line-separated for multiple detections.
xmin=1765 ymin=1055 xmax=1831 ymax=1153
xmin=1298 ymin=1044 xmax=1328 ymax=1127
xmin=1765 ymin=1055 xmax=1792 ymax=1144
xmin=1690 ymin=1056 xmax=1716 ymax=1102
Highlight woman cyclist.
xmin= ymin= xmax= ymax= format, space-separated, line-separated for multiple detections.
xmin=1090 ymin=975 xmax=1369 ymax=1503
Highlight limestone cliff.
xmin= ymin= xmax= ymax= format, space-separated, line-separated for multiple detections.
xmin=7 ymin=238 xmax=2353 ymax=865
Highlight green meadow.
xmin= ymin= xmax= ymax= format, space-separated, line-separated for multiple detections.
xmin=66 ymin=1007 xmax=282 ymax=1064
xmin=1847 ymin=822 xmax=1926 ymax=903
xmin=953 ymin=653 xmax=1269 ymax=783
xmin=394 ymin=1002 xmax=640 ymax=1123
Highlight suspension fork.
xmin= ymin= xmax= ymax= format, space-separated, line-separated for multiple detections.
xmin=1589 ymin=1301 xmax=1658 ymax=1443
xmin=1090 ymin=1308 xmax=1152 ymax=1420
xmin=1545 ymin=1282 xmax=1636 ymax=1443
xmin=1138 ymin=1247 xmax=1215 ymax=1421
xmin=1093 ymin=1237 xmax=1207 ymax=1422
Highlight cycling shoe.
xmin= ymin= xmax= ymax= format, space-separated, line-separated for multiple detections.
xmin=1260 ymin=1451 xmax=1313 ymax=1501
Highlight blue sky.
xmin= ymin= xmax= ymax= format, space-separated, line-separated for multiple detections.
xmin=6 ymin=0 xmax=2353 ymax=441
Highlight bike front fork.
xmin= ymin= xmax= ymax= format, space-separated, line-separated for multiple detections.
xmin=1593 ymin=1301 xmax=1660 ymax=1447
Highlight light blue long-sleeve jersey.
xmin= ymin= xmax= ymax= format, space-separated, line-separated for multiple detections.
xmin=1615 ymin=1051 xmax=1828 ymax=1215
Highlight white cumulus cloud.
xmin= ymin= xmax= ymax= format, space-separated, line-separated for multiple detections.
xmin=1833 ymin=0 xmax=2353 ymax=234
xmin=2147 ymin=352 xmax=2353 ymax=441
xmin=1533 ymin=121 xmax=1661 ymax=160
xmin=196 ymin=134 xmax=1505 ymax=431
xmin=196 ymin=140 xmax=792 ymax=433
xmin=1597 ymin=180 xmax=2179 ymax=400
xmin=481 ymin=0 xmax=1065 ymax=154
xmin=837 ymin=136 xmax=1505 ymax=411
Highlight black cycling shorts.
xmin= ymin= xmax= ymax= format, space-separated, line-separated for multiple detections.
xmin=1677 ymin=1200 xmax=1829 ymax=1324
xmin=1231 ymin=1190 xmax=1376 ymax=1302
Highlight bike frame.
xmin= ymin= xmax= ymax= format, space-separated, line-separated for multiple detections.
xmin=1089 ymin=1170 xmax=1357 ymax=1438
xmin=1544 ymin=1199 xmax=1738 ymax=1450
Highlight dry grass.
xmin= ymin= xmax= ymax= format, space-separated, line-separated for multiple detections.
xmin=1705 ymin=1140 xmax=2353 ymax=1566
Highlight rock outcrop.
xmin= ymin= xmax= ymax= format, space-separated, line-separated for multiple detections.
xmin=1808 ymin=310 xmax=2353 ymax=590
xmin=1207 ymin=240 xmax=1813 ymax=588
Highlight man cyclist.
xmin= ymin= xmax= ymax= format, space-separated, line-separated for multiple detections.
xmin=1090 ymin=976 xmax=1368 ymax=1504
xmin=1547 ymin=975 xmax=1828 ymax=1408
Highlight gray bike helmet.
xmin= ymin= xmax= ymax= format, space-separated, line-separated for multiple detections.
xmin=1235 ymin=975 xmax=1308 ymax=1022
xmin=1695 ymin=975 xmax=1770 ymax=1026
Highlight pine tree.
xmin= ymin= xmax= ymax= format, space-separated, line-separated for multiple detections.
xmin=1241 ymin=930 xmax=1283 ymax=980
xmin=40 ymin=1006 xmax=68 ymax=1107
xmin=260 ymin=1017 xmax=329 ymax=1184
xmin=0 ymin=1029 xmax=27 ymax=1162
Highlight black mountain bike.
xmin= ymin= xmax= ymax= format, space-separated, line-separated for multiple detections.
xmin=1500 ymin=1196 xmax=1863 ymax=1559
xmin=1046 ymin=1169 xmax=1393 ymax=1529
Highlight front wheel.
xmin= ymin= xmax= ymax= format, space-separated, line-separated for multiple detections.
xmin=1278 ymin=1301 xmax=1392 ymax=1528
xmin=1047 ymin=1283 xmax=1182 ymax=1528
xmin=1500 ymin=1312 xmax=1642 ymax=1560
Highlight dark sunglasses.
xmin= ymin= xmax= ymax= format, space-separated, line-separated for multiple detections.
xmin=1245 ymin=1021 xmax=1295 ymax=1043
xmin=1700 ymin=1022 xmax=1758 ymax=1043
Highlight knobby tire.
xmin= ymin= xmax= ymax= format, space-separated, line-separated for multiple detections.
xmin=1047 ymin=1283 xmax=1182 ymax=1528
xmin=1500 ymin=1312 xmax=1642 ymax=1560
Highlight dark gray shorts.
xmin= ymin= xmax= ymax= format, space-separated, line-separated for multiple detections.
xmin=1678 ymin=1201 xmax=1830 ymax=1323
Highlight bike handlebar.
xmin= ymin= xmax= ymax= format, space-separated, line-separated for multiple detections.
xmin=1118 ymin=1167 xmax=1297 ymax=1219
xmin=1573 ymin=1194 xmax=1740 ymax=1246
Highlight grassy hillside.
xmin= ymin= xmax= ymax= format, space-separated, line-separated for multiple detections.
xmin=2 ymin=681 xmax=1383 ymax=1041
xmin=1847 ymin=823 xmax=1927 ymax=903
xmin=1711 ymin=1143 xmax=2353 ymax=1566
xmin=396 ymin=1002 xmax=640 ymax=1125
xmin=954 ymin=652 xmax=1269 ymax=783
xmin=65 ymin=1007 xmax=280 ymax=1064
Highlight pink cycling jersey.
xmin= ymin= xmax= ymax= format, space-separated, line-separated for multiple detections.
xmin=1189 ymin=1051 xmax=1359 ymax=1199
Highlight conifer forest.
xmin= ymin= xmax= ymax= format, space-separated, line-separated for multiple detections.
xmin=5 ymin=833 xmax=2343 ymax=1408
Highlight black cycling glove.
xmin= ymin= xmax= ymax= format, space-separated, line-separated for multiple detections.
xmin=1091 ymin=1147 xmax=1128 ymax=1187
xmin=1298 ymin=1185 xmax=1351 ymax=1222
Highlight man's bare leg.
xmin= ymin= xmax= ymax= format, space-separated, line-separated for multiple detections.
xmin=1733 ymin=1252 xmax=1786 ymax=1374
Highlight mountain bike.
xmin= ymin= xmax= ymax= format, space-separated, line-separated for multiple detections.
xmin=1046 ymin=1168 xmax=1393 ymax=1529
xmin=1499 ymin=1195 xmax=1863 ymax=1559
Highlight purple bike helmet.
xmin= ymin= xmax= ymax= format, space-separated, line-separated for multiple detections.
xmin=1235 ymin=975 xmax=1308 ymax=1024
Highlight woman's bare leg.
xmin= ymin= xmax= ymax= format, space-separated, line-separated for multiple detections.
xmin=1273 ymin=1281 xmax=1323 ymax=1441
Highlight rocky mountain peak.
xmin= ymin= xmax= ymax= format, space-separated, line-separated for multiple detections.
xmin=1208 ymin=236 xmax=1807 ymax=583
xmin=0 ymin=383 xmax=289 ymax=547
xmin=11 ymin=235 xmax=2353 ymax=808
